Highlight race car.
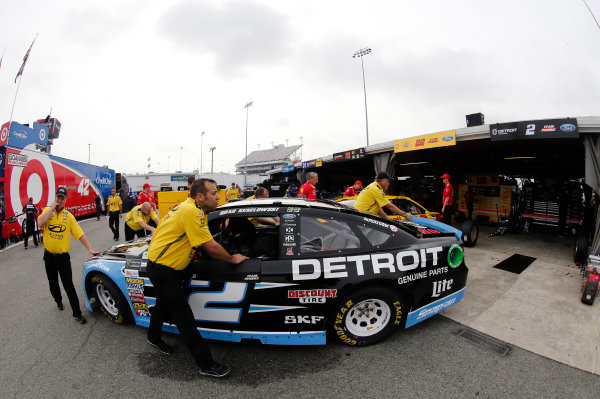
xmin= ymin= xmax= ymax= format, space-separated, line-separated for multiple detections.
xmin=334 ymin=195 xmax=442 ymax=221
xmin=82 ymin=198 xmax=467 ymax=347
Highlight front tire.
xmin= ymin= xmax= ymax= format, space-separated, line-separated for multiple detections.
xmin=89 ymin=273 xmax=132 ymax=325
xmin=330 ymin=286 xmax=403 ymax=346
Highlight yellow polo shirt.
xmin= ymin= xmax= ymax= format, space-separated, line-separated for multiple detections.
xmin=353 ymin=181 xmax=390 ymax=216
xmin=107 ymin=195 xmax=122 ymax=212
xmin=148 ymin=197 xmax=213 ymax=270
xmin=125 ymin=205 xmax=157 ymax=231
xmin=226 ymin=188 xmax=240 ymax=200
xmin=41 ymin=207 xmax=84 ymax=254
xmin=246 ymin=195 xmax=259 ymax=227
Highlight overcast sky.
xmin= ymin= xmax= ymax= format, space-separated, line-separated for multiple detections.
xmin=1 ymin=0 xmax=599 ymax=175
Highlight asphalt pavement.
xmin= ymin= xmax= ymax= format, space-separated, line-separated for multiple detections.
xmin=1 ymin=217 xmax=600 ymax=398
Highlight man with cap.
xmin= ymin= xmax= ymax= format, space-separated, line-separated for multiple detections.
xmin=22 ymin=197 xmax=39 ymax=249
xmin=297 ymin=172 xmax=318 ymax=200
xmin=354 ymin=172 xmax=412 ymax=221
xmin=225 ymin=183 xmax=240 ymax=202
xmin=137 ymin=183 xmax=157 ymax=210
xmin=124 ymin=202 xmax=159 ymax=241
xmin=106 ymin=187 xmax=123 ymax=241
xmin=37 ymin=187 xmax=99 ymax=324
xmin=440 ymin=173 xmax=454 ymax=225
xmin=344 ymin=181 xmax=363 ymax=197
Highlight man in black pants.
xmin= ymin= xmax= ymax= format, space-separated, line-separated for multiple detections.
xmin=22 ymin=197 xmax=38 ymax=249
xmin=106 ymin=187 xmax=122 ymax=241
xmin=37 ymin=187 xmax=99 ymax=324
xmin=146 ymin=179 xmax=247 ymax=378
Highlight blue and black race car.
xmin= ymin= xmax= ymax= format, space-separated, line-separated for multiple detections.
xmin=82 ymin=198 xmax=467 ymax=346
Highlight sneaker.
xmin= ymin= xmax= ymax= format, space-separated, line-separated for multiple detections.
xmin=73 ymin=314 xmax=87 ymax=324
xmin=147 ymin=338 xmax=173 ymax=354
xmin=57 ymin=302 xmax=64 ymax=311
xmin=198 ymin=361 xmax=231 ymax=378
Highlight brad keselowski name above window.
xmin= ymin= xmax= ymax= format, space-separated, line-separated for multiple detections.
xmin=292 ymin=246 xmax=443 ymax=281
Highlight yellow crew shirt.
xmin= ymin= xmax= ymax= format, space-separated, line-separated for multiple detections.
xmin=226 ymin=188 xmax=240 ymax=200
xmin=41 ymin=207 xmax=84 ymax=254
xmin=107 ymin=195 xmax=122 ymax=212
xmin=353 ymin=181 xmax=390 ymax=216
xmin=147 ymin=197 xmax=213 ymax=270
xmin=246 ymin=195 xmax=259 ymax=226
xmin=125 ymin=205 xmax=157 ymax=231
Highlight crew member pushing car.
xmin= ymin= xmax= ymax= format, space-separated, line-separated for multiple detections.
xmin=354 ymin=172 xmax=412 ymax=221
xmin=37 ymin=187 xmax=99 ymax=324
xmin=145 ymin=178 xmax=248 ymax=378
xmin=124 ymin=202 xmax=159 ymax=241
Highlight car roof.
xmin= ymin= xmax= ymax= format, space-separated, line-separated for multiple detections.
xmin=221 ymin=197 xmax=347 ymax=212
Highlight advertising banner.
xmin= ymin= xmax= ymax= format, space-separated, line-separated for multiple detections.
xmin=302 ymin=158 xmax=322 ymax=169
xmin=0 ymin=122 xmax=9 ymax=146
xmin=489 ymin=118 xmax=579 ymax=142
xmin=171 ymin=175 xmax=191 ymax=182
xmin=282 ymin=165 xmax=294 ymax=173
xmin=7 ymin=121 xmax=49 ymax=149
xmin=332 ymin=147 xmax=365 ymax=161
xmin=394 ymin=130 xmax=456 ymax=153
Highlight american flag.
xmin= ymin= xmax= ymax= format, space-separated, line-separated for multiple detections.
xmin=15 ymin=36 xmax=37 ymax=83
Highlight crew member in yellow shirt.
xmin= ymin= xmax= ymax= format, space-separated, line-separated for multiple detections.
xmin=225 ymin=182 xmax=239 ymax=202
xmin=145 ymin=178 xmax=247 ymax=378
xmin=354 ymin=172 xmax=412 ymax=221
xmin=247 ymin=187 xmax=280 ymax=227
xmin=124 ymin=202 xmax=159 ymax=241
xmin=106 ymin=187 xmax=123 ymax=241
xmin=37 ymin=187 xmax=99 ymax=324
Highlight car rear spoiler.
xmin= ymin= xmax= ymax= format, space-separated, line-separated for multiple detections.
xmin=408 ymin=216 xmax=463 ymax=241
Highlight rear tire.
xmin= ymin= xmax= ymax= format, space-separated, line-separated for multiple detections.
xmin=461 ymin=219 xmax=479 ymax=247
xmin=89 ymin=273 xmax=133 ymax=325
xmin=330 ymin=286 xmax=403 ymax=347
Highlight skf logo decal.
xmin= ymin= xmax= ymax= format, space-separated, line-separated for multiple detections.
xmin=288 ymin=289 xmax=337 ymax=303
xmin=285 ymin=315 xmax=324 ymax=324
xmin=48 ymin=224 xmax=66 ymax=233
xmin=292 ymin=247 xmax=443 ymax=281
xmin=432 ymin=279 xmax=453 ymax=298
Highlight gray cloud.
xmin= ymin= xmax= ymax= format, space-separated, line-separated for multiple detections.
xmin=159 ymin=1 xmax=293 ymax=77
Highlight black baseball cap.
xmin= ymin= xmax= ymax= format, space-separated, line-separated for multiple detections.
xmin=56 ymin=187 xmax=67 ymax=198
xmin=376 ymin=171 xmax=390 ymax=180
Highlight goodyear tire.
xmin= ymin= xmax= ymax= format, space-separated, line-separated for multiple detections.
xmin=330 ymin=286 xmax=403 ymax=347
xmin=461 ymin=219 xmax=479 ymax=248
xmin=90 ymin=273 xmax=132 ymax=325
xmin=574 ymin=229 xmax=590 ymax=264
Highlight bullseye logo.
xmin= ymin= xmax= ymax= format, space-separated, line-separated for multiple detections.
xmin=39 ymin=128 xmax=46 ymax=141
xmin=1 ymin=126 xmax=8 ymax=142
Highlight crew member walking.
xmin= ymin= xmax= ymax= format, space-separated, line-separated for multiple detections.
xmin=22 ymin=197 xmax=39 ymax=249
xmin=94 ymin=195 xmax=102 ymax=220
xmin=146 ymin=178 xmax=248 ymax=378
xmin=37 ymin=187 xmax=99 ymax=324
xmin=106 ymin=187 xmax=123 ymax=241
xmin=297 ymin=172 xmax=318 ymax=200
xmin=441 ymin=173 xmax=454 ymax=225
xmin=124 ymin=202 xmax=159 ymax=241
xmin=354 ymin=172 xmax=412 ymax=221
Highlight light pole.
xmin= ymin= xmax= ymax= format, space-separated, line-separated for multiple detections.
xmin=209 ymin=146 xmax=216 ymax=173
xmin=353 ymin=47 xmax=371 ymax=147
xmin=179 ymin=146 xmax=182 ymax=172
xmin=88 ymin=143 xmax=91 ymax=163
xmin=200 ymin=131 xmax=205 ymax=174
xmin=244 ymin=101 xmax=253 ymax=187
xmin=168 ymin=155 xmax=170 ymax=172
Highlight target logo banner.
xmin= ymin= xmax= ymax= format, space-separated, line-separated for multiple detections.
xmin=0 ymin=122 xmax=9 ymax=146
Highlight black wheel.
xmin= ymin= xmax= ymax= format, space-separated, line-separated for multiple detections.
xmin=89 ymin=273 xmax=132 ymax=324
xmin=330 ymin=286 xmax=403 ymax=347
xmin=461 ymin=219 xmax=479 ymax=247
xmin=574 ymin=229 xmax=590 ymax=264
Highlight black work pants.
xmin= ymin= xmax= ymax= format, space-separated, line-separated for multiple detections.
xmin=466 ymin=203 xmax=473 ymax=220
xmin=24 ymin=220 xmax=38 ymax=247
xmin=442 ymin=205 xmax=454 ymax=225
xmin=124 ymin=224 xmax=145 ymax=241
xmin=43 ymin=251 xmax=82 ymax=317
xmin=147 ymin=261 xmax=213 ymax=368
xmin=96 ymin=206 xmax=102 ymax=220
xmin=108 ymin=211 xmax=120 ymax=239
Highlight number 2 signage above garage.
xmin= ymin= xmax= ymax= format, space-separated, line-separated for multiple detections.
xmin=489 ymin=118 xmax=579 ymax=142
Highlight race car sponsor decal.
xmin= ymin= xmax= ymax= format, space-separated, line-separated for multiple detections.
xmin=363 ymin=217 xmax=391 ymax=228
xmin=397 ymin=266 xmax=448 ymax=285
xmin=126 ymin=282 xmax=144 ymax=291
xmin=133 ymin=302 xmax=148 ymax=310
xmin=244 ymin=274 xmax=259 ymax=281
xmin=405 ymin=288 xmax=465 ymax=328
xmin=129 ymin=293 xmax=145 ymax=303
xmin=135 ymin=309 xmax=150 ymax=317
xmin=292 ymin=247 xmax=443 ymax=281
xmin=122 ymin=268 xmax=139 ymax=277
xmin=332 ymin=300 xmax=357 ymax=345
xmin=447 ymin=244 xmax=464 ymax=268
xmin=286 ymin=207 xmax=301 ymax=213
xmin=288 ymin=289 xmax=337 ymax=304
xmin=431 ymin=279 xmax=453 ymax=298
xmin=125 ymin=277 xmax=144 ymax=284
xmin=285 ymin=315 xmax=324 ymax=324
xmin=282 ymin=214 xmax=297 ymax=220
xmin=286 ymin=248 xmax=295 ymax=256
xmin=218 ymin=207 xmax=280 ymax=216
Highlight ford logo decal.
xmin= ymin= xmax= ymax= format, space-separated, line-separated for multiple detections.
xmin=559 ymin=124 xmax=576 ymax=132
xmin=282 ymin=214 xmax=297 ymax=219
xmin=442 ymin=135 xmax=454 ymax=141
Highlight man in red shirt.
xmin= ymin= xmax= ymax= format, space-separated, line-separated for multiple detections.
xmin=137 ymin=183 xmax=157 ymax=210
xmin=441 ymin=174 xmax=454 ymax=225
xmin=344 ymin=181 xmax=363 ymax=197
xmin=297 ymin=172 xmax=318 ymax=200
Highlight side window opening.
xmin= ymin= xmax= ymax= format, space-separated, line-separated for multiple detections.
xmin=299 ymin=216 xmax=361 ymax=254
xmin=209 ymin=216 xmax=279 ymax=260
